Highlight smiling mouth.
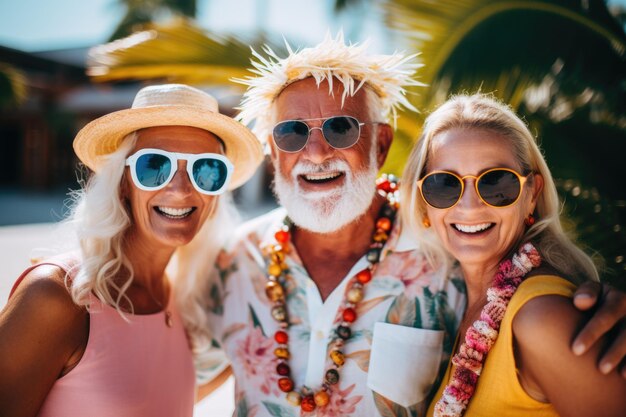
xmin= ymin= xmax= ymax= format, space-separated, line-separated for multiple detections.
xmin=300 ymin=171 xmax=344 ymax=184
xmin=155 ymin=206 xmax=196 ymax=219
xmin=453 ymin=223 xmax=495 ymax=234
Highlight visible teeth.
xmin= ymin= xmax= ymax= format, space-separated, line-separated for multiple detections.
xmin=303 ymin=171 xmax=341 ymax=181
xmin=158 ymin=207 xmax=193 ymax=218
xmin=454 ymin=223 xmax=492 ymax=233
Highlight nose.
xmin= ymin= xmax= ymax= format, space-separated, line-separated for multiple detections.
xmin=456 ymin=178 xmax=483 ymax=209
xmin=301 ymin=125 xmax=335 ymax=164
xmin=165 ymin=160 xmax=194 ymax=195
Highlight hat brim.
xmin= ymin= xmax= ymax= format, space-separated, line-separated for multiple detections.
xmin=73 ymin=105 xmax=264 ymax=189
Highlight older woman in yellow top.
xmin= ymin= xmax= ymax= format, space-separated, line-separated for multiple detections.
xmin=401 ymin=93 xmax=625 ymax=417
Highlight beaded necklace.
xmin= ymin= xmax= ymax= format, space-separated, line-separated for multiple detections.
xmin=433 ymin=242 xmax=542 ymax=417
xmin=263 ymin=174 xmax=399 ymax=413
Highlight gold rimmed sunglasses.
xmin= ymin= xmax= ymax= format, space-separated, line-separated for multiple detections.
xmin=417 ymin=167 xmax=533 ymax=209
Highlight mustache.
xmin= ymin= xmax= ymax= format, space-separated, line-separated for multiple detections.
xmin=291 ymin=159 xmax=351 ymax=177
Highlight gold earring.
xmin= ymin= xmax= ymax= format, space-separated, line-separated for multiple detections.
xmin=422 ymin=216 xmax=431 ymax=228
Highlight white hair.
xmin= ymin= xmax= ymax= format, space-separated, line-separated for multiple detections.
xmin=234 ymin=31 xmax=423 ymax=142
xmin=64 ymin=132 xmax=237 ymax=378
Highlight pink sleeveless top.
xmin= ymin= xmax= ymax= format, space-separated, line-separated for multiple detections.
xmin=11 ymin=258 xmax=196 ymax=417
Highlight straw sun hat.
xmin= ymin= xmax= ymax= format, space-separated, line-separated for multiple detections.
xmin=73 ymin=84 xmax=264 ymax=189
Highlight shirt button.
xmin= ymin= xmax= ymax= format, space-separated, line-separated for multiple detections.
xmin=316 ymin=330 xmax=325 ymax=340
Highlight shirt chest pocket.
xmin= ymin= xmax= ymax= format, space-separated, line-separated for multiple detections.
xmin=367 ymin=322 xmax=444 ymax=407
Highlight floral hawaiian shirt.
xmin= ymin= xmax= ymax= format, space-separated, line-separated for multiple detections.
xmin=205 ymin=208 xmax=466 ymax=417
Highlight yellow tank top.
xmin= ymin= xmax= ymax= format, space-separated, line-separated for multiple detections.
xmin=427 ymin=275 xmax=575 ymax=417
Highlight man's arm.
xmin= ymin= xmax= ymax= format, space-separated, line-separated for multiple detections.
xmin=571 ymin=281 xmax=626 ymax=377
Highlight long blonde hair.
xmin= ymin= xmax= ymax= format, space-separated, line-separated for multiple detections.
xmin=401 ymin=93 xmax=599 ymax=284
xmin=66 ymin=132 xmax=236 ymax=376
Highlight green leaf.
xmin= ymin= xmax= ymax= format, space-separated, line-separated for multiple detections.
xmin=450 ymin=277 xmax=467 ymax=294
xmin=209 ymin=283 xmax=223 ymax=315
xmin=413 ymin=296 xmax=423 ymax=328
xmin=248 ymin=303 xmax=266 ymax=337
xmin=385 ymin=293 xmax=416 ymax=326
xmin=262 ymin=401 xmax=297 ymax=417
xmin=237 ymin=397 xmax=249 ymax=417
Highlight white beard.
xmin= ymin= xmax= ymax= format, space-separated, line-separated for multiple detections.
xmin=273 ymin=147 xmax=378 ymax=234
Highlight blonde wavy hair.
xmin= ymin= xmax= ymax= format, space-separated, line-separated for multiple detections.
xmin=65 ymin=132 xmax=236 ymax=377
xmin=401 ymin=93 xmax=599 ymax=284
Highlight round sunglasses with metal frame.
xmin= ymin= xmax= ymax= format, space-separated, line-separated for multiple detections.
xmin=272 ymin=115 xmax=378 ymax=153
xmin=125 ymin=148 xmax=234 ymax=195
xmin=417 ymin=167 xmax=533 ymax=209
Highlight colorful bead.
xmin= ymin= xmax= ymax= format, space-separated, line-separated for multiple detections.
xmin=330 ymin=350 xmax=345 ymax=366
xmin=286 ymin=391 xmax=302 ymax=406
xmin=366 ymin=248 xmax=381 ymax=263
xmin=274 ymin=347 xmax=290 ymax=359
xmin=433 ymin=243 xmax=541 ymax=417
xmin=373 ymin=231 xmax=388 ymax=242
xmin=325 ymin=369 xmax=340 ymax=385
xmin=266 ymin=281 xmax=285 ymax=301
xmin=346 ymin=286 xmax=364 ymax=303
xmin=314 ymin=391 xmax=330 ymax=407
xmin=342 ymin=307 xmax=357 ymax=323
xmin=271 ymin=305 xmax=287 ymax=322
xmin=301 ymin=395 xmax=316 ymax=412
xmin=376 ymin=217 xmax=392 ymax=232
xmin=263 ymin=191 xmax=398 ymax=409
xmin=376 ymin=179 xmax=392 ymax=193
xmin=275 ymin=230 xmax=290 ymax=243
xmin=267 ymin=263 xmax=283 ymax=277
xmin=278 ymin=377 xmax=294 ymax=392
xmin=356 ymin=269 xmax=372 ymax=284
xmin=336 ymin=325 xmax=351 ymax=340
xmin=274 ymin=330 xmax=289 ymax=344
xmin=276 ymin=362 xmax=291 ymax=376
xmin=381 ymin=204 xmax=396 ymax=218
xmin=270 ymin=251 xmax=285 ymax=264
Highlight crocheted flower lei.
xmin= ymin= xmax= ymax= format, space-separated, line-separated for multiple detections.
xmin=433 ymin=242 xmax=542 ymax=417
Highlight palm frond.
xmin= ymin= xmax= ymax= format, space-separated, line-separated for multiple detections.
xmin=384 ymin=0 xmax=626 ymax=286
xmin=385 ymin=0 xmax=625 ymax=119
xmin=89 ymin=18 xmax=283 ymax=85
xmin=0 ymin=63 xmax=27 ymax=108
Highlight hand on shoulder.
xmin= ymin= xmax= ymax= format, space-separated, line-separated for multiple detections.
xmin=513 ymin=293 xmax=626 ymax=417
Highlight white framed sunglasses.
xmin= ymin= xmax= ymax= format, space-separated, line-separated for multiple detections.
xmin=125 ymin=148 xmax=234 ymax=195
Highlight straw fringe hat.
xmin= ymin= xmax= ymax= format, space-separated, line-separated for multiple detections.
xmin=73 ymin=84 xmax=264 ymax=189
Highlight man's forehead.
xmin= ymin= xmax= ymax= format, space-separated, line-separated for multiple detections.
xmin=275 ymin=78 xmax=368 ymax=118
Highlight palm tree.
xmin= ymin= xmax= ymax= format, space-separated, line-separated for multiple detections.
xmin=87 ymin=0 xmax=626 ymax=285
xmin=383 ymin=0 xmax=626 ymax=285
xmin=109 ymin=0 xmax=197 ymax=41
xmin=89 ymin=18 xmax=274 ymax=86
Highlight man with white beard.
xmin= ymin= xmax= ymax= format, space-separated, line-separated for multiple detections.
xmin=201 ymin=34 xmax=626 ymax=417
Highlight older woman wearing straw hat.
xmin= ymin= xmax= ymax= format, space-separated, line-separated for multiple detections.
xmin=0 ymin=84 xmax=263 ymax=417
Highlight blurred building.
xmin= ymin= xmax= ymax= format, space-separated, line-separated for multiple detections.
xmin=0 ymin=45 xmax=144 ymax=190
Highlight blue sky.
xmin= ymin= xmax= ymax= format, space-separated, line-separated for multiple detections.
xmin=0 ymin=0 xmax=624 ymax=52
xmin=0 ymin=0 xmax=383 ymax=52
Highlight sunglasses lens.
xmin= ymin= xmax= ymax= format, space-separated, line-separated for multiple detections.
xmin=135 ymin=153 xmax=172 ymax=188
xmin=322 ymin=116 xmax=361 ymax=149
xmin=273 ymin=120 xmax=309 ymax=152
xmin=421 ymin=173 xmax=463 ymax=209
xmin=478 ymin=170 xmax=521 ymax=207
xmin=192 ymin=158 xmax=229 ymax=193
